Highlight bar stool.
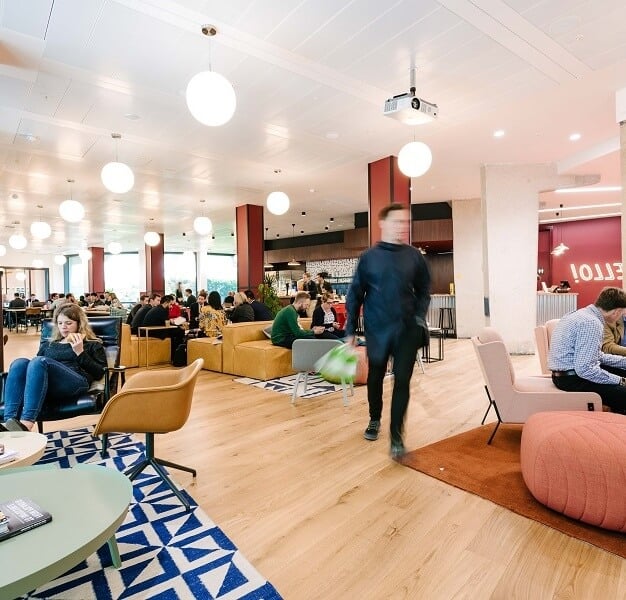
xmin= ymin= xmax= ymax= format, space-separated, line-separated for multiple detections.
xmin=438 ymin=307 xmax=456 ymax=338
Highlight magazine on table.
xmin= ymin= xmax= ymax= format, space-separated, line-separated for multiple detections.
xmin=0 ymin=447 xmax=19 ymax=465
xmin=0 ymin=497 xmax=52 ymax=541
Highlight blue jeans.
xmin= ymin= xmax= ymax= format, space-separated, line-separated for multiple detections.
xmin=3 ymin=357 xmax=89 ymax=423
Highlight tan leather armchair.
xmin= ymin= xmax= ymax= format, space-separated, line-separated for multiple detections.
xmin=93 ymin=359 xmax=204 ymax=510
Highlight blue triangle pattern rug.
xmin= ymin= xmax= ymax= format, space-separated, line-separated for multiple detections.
xmin=234 ymin=373 xmax=345 ymax=398
xmin=21 ymin=427 xmax=282 ymax=600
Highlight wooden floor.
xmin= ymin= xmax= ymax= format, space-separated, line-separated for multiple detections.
xmin=3 ymin=329 xmax=625 ymax=599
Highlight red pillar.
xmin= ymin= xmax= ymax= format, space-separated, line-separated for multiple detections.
xmin=145 ymin=234 xmax=165 ymax=295
xmin=236 ymin=204 xmax=264 ymax=292
xmin=88 ymin=246 xmax=105 ymax=293
xmin=368 ymin=155 xmax=411 ymax=246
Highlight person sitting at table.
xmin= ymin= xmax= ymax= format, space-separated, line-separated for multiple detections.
xmin=189 ymin=290 xmax=207 ymax=330
xmin=141 ymin=295 xmax=185 ymax=363
xmin=312 ymin=292 xmax=346 ymax=340
xmin=602 ymin=311 xmax=626 ymax=356
xmin=9 ymin=292 xmax=26 ymax=309
xmin=244 ymin=289 xmax=273 ymax=321
xmin=131 ymin=293 xmax=160 ymax=334
xmin=127 ymin=294 xmax=149 ymax=325
xmin=199 ymin=291 xmax=227 ymax=338
xmin=229 ymin=292 xmax=255 ymax=323
xmin=5 ymin=292 xmax=27 ymax=328
xmin=1 ymin=304 xmax=107 ymax=432
xmin=271 ymin=292 xmax=326 ymax=348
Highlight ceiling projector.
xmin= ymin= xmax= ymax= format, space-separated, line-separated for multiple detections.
xmin=383 ymin=92 xmax=438 ymax=125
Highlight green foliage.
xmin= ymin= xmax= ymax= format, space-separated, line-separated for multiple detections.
xmin=258 ymin=274 xmax=282 ymax=317
xmin=205 ymin=279 xmax=237 ymax=300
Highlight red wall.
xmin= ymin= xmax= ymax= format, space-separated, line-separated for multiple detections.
xmin=539 ymin=217 xmax=622 ymax=307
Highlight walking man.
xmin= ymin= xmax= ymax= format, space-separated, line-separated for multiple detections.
xmin=346 ymin=204 xmax=431 ymax=459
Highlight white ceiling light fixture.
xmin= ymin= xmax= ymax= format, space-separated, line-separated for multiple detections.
xmin=9 ymin=233 xmax=27 ymax=250
xmin=54 ymin=254 xmax=67 ymax=265
xmin=101 ymin=133 xmax=134 ymax=194
xmin=186 ymin=25 xmax=236 ymax=127
xmin=144 ymin=231 xmax=161 ymax=247
xmin=267 ymin=169 xmax=290 ymax=215
xmin=193 ymin=199 xmax=213 ymax=235
xmin=0 ymin=244 xmax=5 ymax=256
xmin=79 ymin=248 xmax=92 ymax=262
xmin=493 ymin=129 xmax=505 ymax=138
xmin=107 ymin=241 xmax=123 ymax=255
xmin=59 ymin=179 xmax=85 ymax=223
xmin=30 ymin=205 xmax=52 ymax=239
xmin=398 ymin=141 xmax=432 ymax=177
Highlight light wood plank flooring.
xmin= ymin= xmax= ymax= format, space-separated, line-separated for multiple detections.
xmin=3 ymin=330 xmax=625 ymax=599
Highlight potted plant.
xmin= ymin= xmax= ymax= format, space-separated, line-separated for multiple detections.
xmin=258 ymin=274 xmax=282 ymax=317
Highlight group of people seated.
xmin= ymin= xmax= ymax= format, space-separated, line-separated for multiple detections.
xmin=548 ymin=286 xmax=626 ymax=414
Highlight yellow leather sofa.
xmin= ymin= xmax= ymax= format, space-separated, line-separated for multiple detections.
xmin=188 ymin=318 xmax=312 ymax=380
xmin=120 ymin=323 xmax=171 ymax=368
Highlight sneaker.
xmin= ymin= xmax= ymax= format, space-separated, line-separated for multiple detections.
xmin=363 ymin=420 xmax=381 ymax=441
xmin=5 ymin=418 xmax=29 ymax=432
xmin=390 ymin=436 xmax=406 ymax=460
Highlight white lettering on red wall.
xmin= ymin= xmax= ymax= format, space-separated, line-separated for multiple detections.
xmin=570 ymin=263 xmax=623 ymax=283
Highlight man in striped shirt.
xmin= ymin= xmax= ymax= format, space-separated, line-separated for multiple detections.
xmin=548 ymin=286 xmax=626 ymax=414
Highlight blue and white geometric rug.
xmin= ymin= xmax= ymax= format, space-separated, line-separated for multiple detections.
xmin=234 ymin=373 xmax=344 ymax=399
xmin=22 ymin=428 xmax=282 ymax=600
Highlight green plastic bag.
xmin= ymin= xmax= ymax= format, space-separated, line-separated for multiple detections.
xmin=315 ymin=344 xmax=358 ymax=384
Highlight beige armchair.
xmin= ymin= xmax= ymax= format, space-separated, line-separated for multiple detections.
xmin=93 ymin=359 xmax=204 ymax=510
xmin=533 ymin=318 xmax=561 ymax=375
xmin=472 ymin=327 xmax=601 ymax=444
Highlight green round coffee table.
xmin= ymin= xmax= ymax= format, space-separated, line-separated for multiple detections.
xmin=0 ymin=464 xmax=132 ymax=598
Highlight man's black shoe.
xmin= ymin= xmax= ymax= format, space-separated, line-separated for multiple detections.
xmin=363 ymin=420 xmax=381 ymax=441
xmin=390 ymin=436 xmax=406 ymax=460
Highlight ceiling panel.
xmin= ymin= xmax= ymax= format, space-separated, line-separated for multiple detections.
xmin=0 ymin=0 xmax=53 ymax=39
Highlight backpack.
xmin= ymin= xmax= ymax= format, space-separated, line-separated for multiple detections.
xmin=173 ymin=342 xmax=187 ymax=367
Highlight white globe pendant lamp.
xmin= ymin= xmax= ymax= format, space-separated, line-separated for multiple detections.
xmin=186 ymin=26 xmax=236 ymax=127
xmin=107 ymin=241 xmax=123 ymax=255
xmin=9 ymin=233 xmax=27 ymax=250
xmin=54 ymin=254 xmax=67 ymax=265
xmin=397 ymin=141 xmax=433 ymax=178
xmin=59 ymin=179 xmax=85 ymax=223
xmin=144 ymin=231 xmax=161 ymax=247
xmin=30 ymin=220 xmax=52 ymax=239
xmin=194 ymin=216 xmax=213 ymax=235
xmin=101 ymin=133 xmax=134 ymax=194
xmin=267 ymin=191 xmax=290 ymax=215
xmin=78 ymin=248 xmax=92 ymax=262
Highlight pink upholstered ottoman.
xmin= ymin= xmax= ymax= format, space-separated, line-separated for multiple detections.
xmin=521 ymin=411 xmax=626 ymax=532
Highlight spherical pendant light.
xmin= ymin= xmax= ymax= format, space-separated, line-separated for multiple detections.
xmin=144 ymin=231 xmax=160 ymax=247
xmin=30 ymin=220 xmax=52 ymax=239
xmin=398 ymin=141 xmax=433 ymax=177
xmin=101 ymin=161 xmax=134 ymax=194
xmin=59 ymin=199 xmax=85 ymax=223
xmin=54 ymin=254 xmax=67 ymax=265
xmin=0 ymin=244 xmax=6 ymax=257
xmin=186 ymin=70 xmax=236 ymax=127
xmin=78 ymin=249 xmax=92 ymax=262
xmin=107 ymin=241 xmax=123 ymax=255
xmin=266 ymin=191 xmax=290 ymax=215
xmin=9 ymin=233 xmax=27 ymax=250
xmin=193 ymin=216 xmax=213 ymax=236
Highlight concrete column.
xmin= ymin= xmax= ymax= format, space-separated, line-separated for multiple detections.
xmin=481 ymin=164 xmax=595 ymax=353
xmin=452 ymin=198 xmax=484 ymax=338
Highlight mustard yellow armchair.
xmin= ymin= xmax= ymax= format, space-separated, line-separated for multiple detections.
xmin=93 ymin=359 xmax=203 ymax=510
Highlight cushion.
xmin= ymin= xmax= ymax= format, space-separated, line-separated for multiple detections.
xmin=263 ymin=325 xmax=272 ymax=339
xmin=521 ymin=411 xmax=626 ymax=532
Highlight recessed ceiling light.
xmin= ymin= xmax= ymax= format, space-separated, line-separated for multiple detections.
xmin=325 ymin=132 xmax=339 ymax=140
xmin=569 ymin=133 xmax=581 ymax=141
xmin=19 ymin=133 xmax=39 ymax=143
xmin=493 ymin=129 xmax=505 ymax=138
xmin=124 ymin=113 xmax=141 ymax=120
xmin=309 ymin=188 xmax=315 ymax=193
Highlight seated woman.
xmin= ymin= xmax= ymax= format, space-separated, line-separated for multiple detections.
xmin=229 ymin=292 xmax=255 ymax=323
xmin=199 ymin=291 xmax=227 ymax=337
xmin=312 ymin=293 xmax=346 ymax=340
xmin=1 ymin=304 xmax=107 ymax=432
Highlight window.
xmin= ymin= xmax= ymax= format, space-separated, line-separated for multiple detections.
xmin=205 ymin=254 xmax=236 ymax=298
xmin=164 ymin=253 xmax=196 ymax=296
xmin=104 ymin=253 xmax=140 ymax=302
